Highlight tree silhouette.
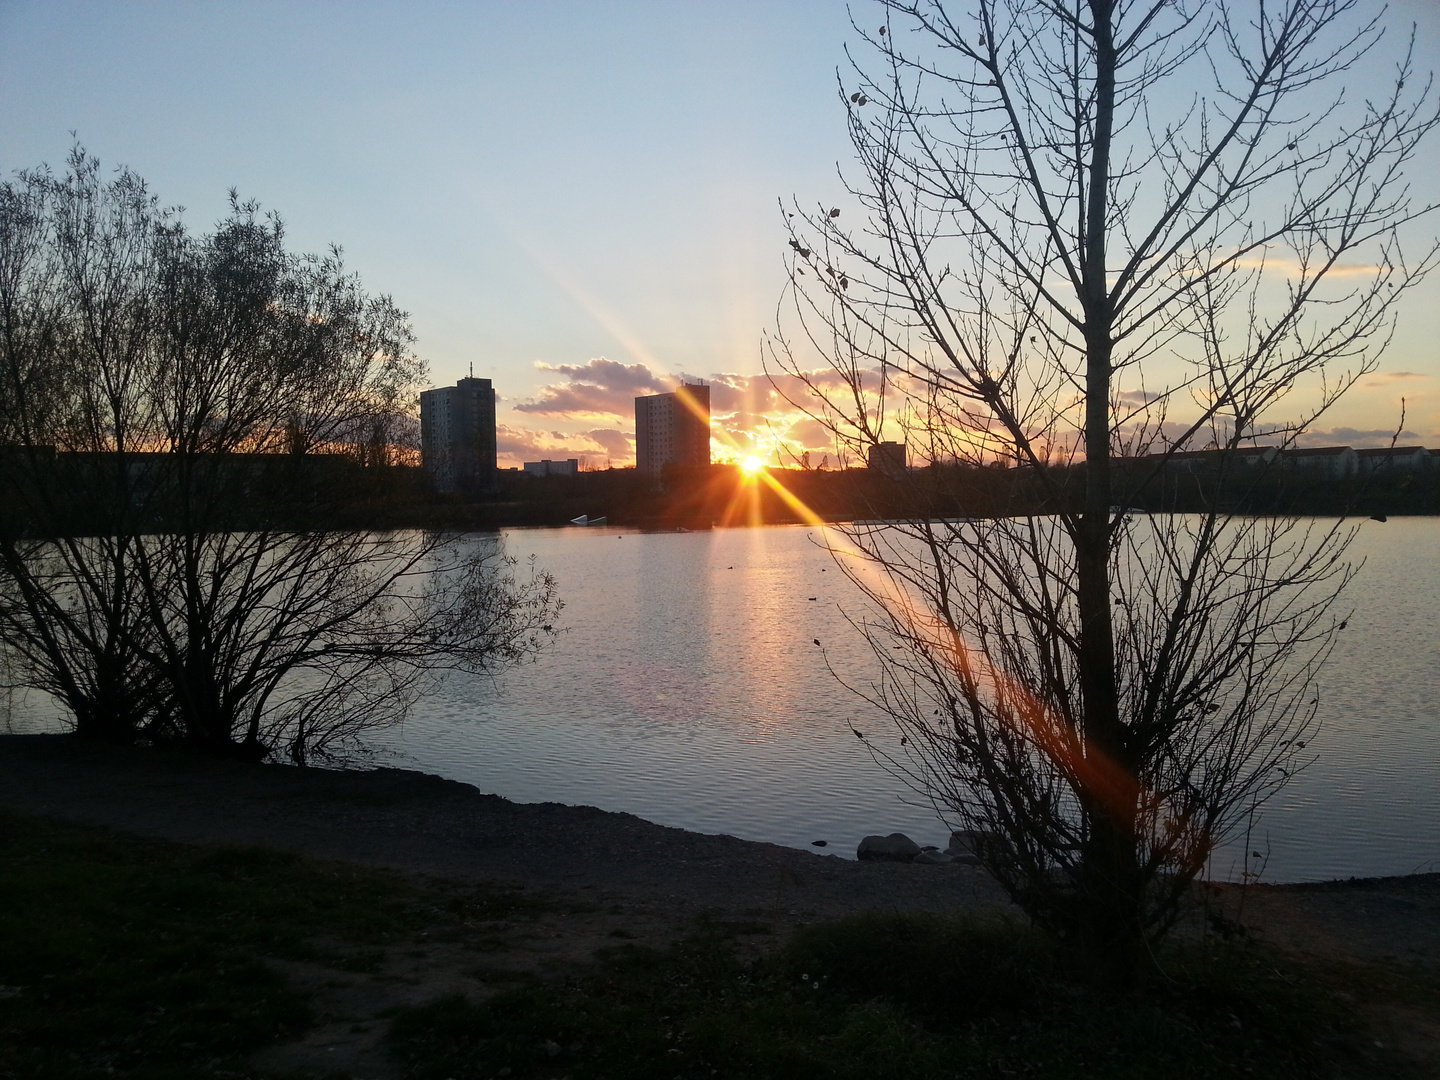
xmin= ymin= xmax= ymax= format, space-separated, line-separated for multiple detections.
xmin=1 ymin=148 xmax=557 ymax=761
xmin=771 ymin=0 xmax=1437 ymax=986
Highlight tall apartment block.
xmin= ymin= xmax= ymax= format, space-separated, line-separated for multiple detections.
xmin=420 ymin=376 xmax=497 ymax=493
xmin=635 ymin=383 xmax=711 ymax=473
xmin=867 ymin=441 xmax=907 ymax=476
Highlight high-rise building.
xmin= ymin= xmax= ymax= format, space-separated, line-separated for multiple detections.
xmin=634 ymin=383 xmax=711 ymax=473
xmin=420 ymin=376 xmax=497 ymax=493
xmin=867 ymin=441 xmax=908 ymax=476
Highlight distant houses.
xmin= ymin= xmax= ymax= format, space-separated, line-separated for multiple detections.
xmin=1284 ymin=445 xmax=1358 ymax=476
xmin=1146 ymin=444 xmax=1431 ymax=478
xmin=1356 ymin=446 xmax=1431 ymax=474
xmin=523 ymin=458 xmax=579 ymax=477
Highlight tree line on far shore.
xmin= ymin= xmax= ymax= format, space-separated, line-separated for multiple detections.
xmin=157 ymin=454 xmax=1434 ymax=532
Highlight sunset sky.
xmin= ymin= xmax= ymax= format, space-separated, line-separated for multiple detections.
xmin=3 ymin=0 xmax=1439 ymax=467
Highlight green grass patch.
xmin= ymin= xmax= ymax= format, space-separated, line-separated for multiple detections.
xmin=387 ymin=911 xmax=1418 ymax=1080
xmin=0 ymin=809 xmax=544 ymax=1079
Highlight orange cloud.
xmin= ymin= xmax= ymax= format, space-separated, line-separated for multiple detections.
xmin=495 ymin=423 xmax=632 ymax=469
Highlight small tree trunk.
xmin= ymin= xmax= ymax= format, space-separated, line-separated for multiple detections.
xmin=1073 ymin=0 xmax=1144 ymax=990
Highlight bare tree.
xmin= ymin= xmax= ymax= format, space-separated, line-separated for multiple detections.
xmin=770 ymin=0 xmax=1437 ymax=985
xmin=0 ymin=152 xmax=168 ymax=741
xmin=0 ymin=148 xmax=559 ymax=761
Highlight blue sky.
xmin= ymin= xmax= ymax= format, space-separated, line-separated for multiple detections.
xmin=3 ymin=0 xmax=1438 ymax=466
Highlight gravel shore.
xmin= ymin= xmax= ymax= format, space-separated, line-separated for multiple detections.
xmin=2 ymin=732 xmax=1435 ymax=973
xmin=0 ymin=734 xmax=1010 ymax=922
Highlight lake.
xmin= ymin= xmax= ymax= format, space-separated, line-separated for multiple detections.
xmin=373 ymin=517 xmax=1439 ymax=884
xmin=4 ymin=518 xmax=1434 ymax=883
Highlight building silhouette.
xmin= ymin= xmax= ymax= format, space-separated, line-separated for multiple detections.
xmin=523 ymin=458 xmax=579 ymax=477
xmin=867 ymin=441 xmax=907 ymax=476
xmin=420 ymin=376 xmax=497 ymax=493
xmin=635 ymin=383 xmax=711 ymax=473
xmin=1357 ymin=445 xmax=1431 ymax=474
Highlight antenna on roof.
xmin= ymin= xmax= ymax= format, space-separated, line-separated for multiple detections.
xmin=469 ymin=362 xmax=473 ymax=378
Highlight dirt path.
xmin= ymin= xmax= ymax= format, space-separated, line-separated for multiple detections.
xmin=1210 ymin=876 xmax=1440 ymax=1076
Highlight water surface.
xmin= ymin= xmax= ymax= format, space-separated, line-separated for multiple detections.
xmin=377 ymin=518 xmax=1439 ymax=883
xmin=5 ymin=518 xmax=1433 ymax=882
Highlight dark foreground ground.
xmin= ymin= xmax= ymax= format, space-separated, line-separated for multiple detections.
xmin=1 ymin=734 xmax=1437 ymax=1077
xmin=0 ymin=735 xmax=1010 ymax=919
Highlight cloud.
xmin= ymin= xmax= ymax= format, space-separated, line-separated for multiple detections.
xmin=495 ymin=425 xmax=570 ymax=458
xmin=513 ymin=358 xmax=671 ymax=419
xmin=1229 ymin=253 xmax=1391 ymax=278
xmin=495 ymin=423 xmax=631 ymax=468
xmin=1362 ymin=371 xmax=1431 ymax=388
xmin=1295 ymin=426 xmax=1417 ymax=448
xmin=780 ymin=416 xmax=836 ymax=447
xmin=584 ymin=427 xmax=634 ymax=458
xmin=513 ymin=356 xmax=877 ymax=426
xmin=1115 ymin=389 xmax=1161 ymax=405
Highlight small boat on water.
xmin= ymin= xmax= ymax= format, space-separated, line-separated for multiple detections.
xmin=569 ymin=514 xmax=609 ymax=527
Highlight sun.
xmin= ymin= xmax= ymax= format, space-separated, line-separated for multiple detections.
xmin=740 ymin=455 xmax=766 ymax=476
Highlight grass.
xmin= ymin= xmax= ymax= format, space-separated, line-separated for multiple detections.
xmin=0 ymin=808 xmax=545 ymax=1079
xmin=386 ymin=910 xmax=1425 ymax=1080
xmin=0 ymin=807 xmax=1431 ymax=1080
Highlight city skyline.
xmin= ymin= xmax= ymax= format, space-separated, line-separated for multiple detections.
xmin=4 ymin=0 xmax=1440 ymax=468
